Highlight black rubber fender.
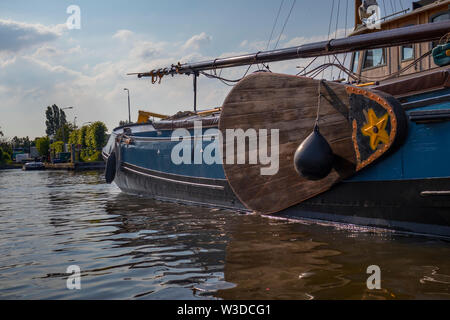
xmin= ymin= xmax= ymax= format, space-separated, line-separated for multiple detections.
xmin=293 ymin=125 xmax=334 ymax=181
xmin=105 ymin=151 xmax=117 ymax=184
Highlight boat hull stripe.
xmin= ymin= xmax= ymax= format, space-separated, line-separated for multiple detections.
xmin=121 ymin=162 xmax=226 ymax=190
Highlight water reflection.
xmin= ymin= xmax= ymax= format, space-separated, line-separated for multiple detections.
xmin=0 ymin=170 xmax=449 ymax=299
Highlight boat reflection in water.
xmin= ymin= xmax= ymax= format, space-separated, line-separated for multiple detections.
xmin=101 ymin=193 xmax=450 ymax=300
xmin=1 ymin=170 xmax=449 ymax=299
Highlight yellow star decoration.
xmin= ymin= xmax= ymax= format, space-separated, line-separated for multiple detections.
xmin=361 ymin=109 xmax=390 ymax=150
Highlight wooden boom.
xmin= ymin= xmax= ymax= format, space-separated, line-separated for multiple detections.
xmin=130 ymin=21 xmax=450 ymax=79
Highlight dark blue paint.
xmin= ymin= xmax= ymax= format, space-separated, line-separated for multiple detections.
xmin=109 ymin=88 xmax=450 ymax=183
xmin=121 ymin=128 xmax=226 ymax=179
xmin=349 ymin=89 xmax=450 ymax=182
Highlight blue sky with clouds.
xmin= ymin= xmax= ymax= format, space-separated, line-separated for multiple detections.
xmin=0 ymin=0 xmax=407 ymax=138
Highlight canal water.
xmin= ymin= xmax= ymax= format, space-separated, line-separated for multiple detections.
xmin=0 ymin=170 xmax=449 ymax=300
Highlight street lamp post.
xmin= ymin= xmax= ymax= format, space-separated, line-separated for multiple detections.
xmin=124 ymin=88 xmax=131 ymax=124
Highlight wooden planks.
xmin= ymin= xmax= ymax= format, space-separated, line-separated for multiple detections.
xmin=219 ymin=72 xmax=406 ymax=214
xmin=219 ymin=73 xmax=357 ymax=214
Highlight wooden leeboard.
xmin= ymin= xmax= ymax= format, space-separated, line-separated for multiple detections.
xmin=219 ymin=72 xmax=406 ymax=214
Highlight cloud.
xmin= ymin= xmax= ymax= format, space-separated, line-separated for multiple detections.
xmin=129 ymin=41 xmax=164 ymax=60
xmin=182 ymin=32 xmax=212 ymax=51
xmin=32 ymin=45 xmax=83 ymax=60
xmin=113 ymin=29 xmax=134 ymax=42
xmin=0 ymin=18 xmax=355 ymax=139
xmin=33 ymin=45 xmax=59 ymax=58
xmin=0 ymin=19 xmax=65 ymax=53
xmin=284 ymin=28 xmax=352 ymax=48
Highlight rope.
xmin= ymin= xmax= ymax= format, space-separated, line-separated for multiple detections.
xmin=296 ymin=56 xmax=319 ymax=76
xmin=273 ymin=0 xmax=297 ymax=50
xmin=330 ymin=0 xmax=341 ymax=79
xmin=338 ymin=0 xmax=350 ymax=79
xmin=298 ymin=46 xmax=432 ymax=84
xmin=209 ymin=46 xmax=432 ymax=86
xmin=315 ymin=80 xmax=324 ymax=127
xmin=333 ymin=49 xmax=433 ymax=82
xmin=201 ymin=71 xmax=241 ymax=86
xmin=266 ymin=0 xmax=285 ymax=50
xmin=323 ymin=0 xmax=335 ymax=77
xmin=201 ymin=52 xmax=264 ymax=87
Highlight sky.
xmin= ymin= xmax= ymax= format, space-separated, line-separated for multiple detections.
xmin=0 ymin=0 xmax=410 ymax=138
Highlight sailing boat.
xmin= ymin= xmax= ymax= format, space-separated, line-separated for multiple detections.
xmin=103 ymin=0 xmax=450 ymax=237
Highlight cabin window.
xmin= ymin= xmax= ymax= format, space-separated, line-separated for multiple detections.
xmin=401 ymin=24 xmax=415 ymax=61
xmin=430 ymin=11 xmax=450 ymax=48
xmin=351 ymin=51 xmax=360 ymax=74
xmin=362 ymin=48 xmax=386 ymax=70
xmin=401 ymin=44 xmax=414 ymax=61
xmin=431 ymin=11 xmax=450 ymax=23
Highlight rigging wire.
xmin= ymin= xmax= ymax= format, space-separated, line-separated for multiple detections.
xmin=296 ymin=42 xmax=434 ymax=84
xmin=326 ymin=0 xmax=335 ymax=65
xmin=323 ymin=0 xmax=336 ymax=79
xmin=389 ymin=0 xmax=395 ymax=14
xmin=273 ymin=0 xmax=297 ymax=50
xmin=330 ymin=0 xmax=341 ymax=79
xmin=382 ymin=0 xmax=387 ymax=17
xmin=203 ymin=43 xmax=434 ymax=88
xmin=333 ymin=0 xmax=341 ymax=40
xmin=266 ymin=0 xmax=285 ymax=50
xmin=193 ymin=0 xmax=438 ymax=87
xmin=205 ymin=50 xmax=266 ymax=87
xmin=338 ymin=0 xmax=349 ymax=80
xmin=296 ymin=56 xmax=319 ymax=76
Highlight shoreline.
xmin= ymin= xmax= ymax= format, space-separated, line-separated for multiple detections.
xmin=0 ymin=162 xmax=105 ymax=171
xmin=0 ymin=164 xmax=23 ymax=171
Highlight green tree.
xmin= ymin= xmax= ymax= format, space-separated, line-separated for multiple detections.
xmin=0 ymin=147 xmax=10 ymax=165
xmin=55 ymin=123 xmax=74 ymax=142
xmin=45 ymin=105 xmax=67 ymax=137
xmin=78 ymin=126 xmax=88 ymax=148
xmin=86 ymin=122 xmax=108 ymax=152
xmin=50 ymin=141 xmax=65 ymax=154
xmin=11 ymin=136 xmax=31 ymax=152
xmin=0 ymin=139 xmax=12 ymax=157
xmin=68 ymin=129 xmax=79 ymax=145
xmin=119 ymin=120 xmax=132 ymax=127
xmin=0 ymin=127 xmax=8 ymax=158
xmin=36 ymin=137 xmax=50 ymax=157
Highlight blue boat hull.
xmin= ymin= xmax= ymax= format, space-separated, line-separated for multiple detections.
xmin=115 ymin=161 xmax=245 ymax=210
xmin=283 ymin=177 xmax=450 ymax=237
xmin=285 ymin=86 xmax=450 ymax=237
xmin=104 ymin=73 xmax=450 ymax=237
